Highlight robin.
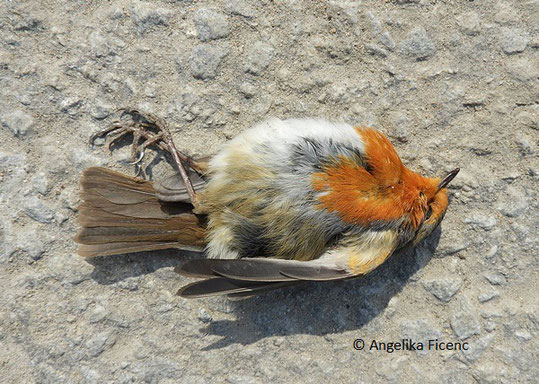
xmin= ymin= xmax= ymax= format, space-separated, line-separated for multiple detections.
xmin=75 ymin=110 xmax=459 ymax=298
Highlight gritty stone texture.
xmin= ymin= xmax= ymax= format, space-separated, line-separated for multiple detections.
xmin=478 ymin=290 xmax=499 ymax=303
xmin=389 ymin=112 xmax=411 ymax=142
xmin=31 ymin=172 xmax=50 ymax=195
xmin=190 ymin=44 xmax=228 ymax=80
xmin=226 ymin=0 xmax=256 ymax=19
xmin=463 ymin=334 xmax=494 ymax=362
xmin=496 ymin=186 xmax=529 ymax=217
xmin=400 ymin=319 xmax=441 ymax=342
xmin=483 ymin=272 xmax=506 ymax=286
xmin=0 ymin=1 xmax=537 ymax=383
xmin=456 ymin=11 xmax=481 ymax=36
xmin=422 ymin=277 xmax=462 ymax=303
xmin=500 ymin=28 xmax=529 ymax=54
xmin=451 ymin=297 xmax=481 ymax=340
xmin=130 ymin=1 xmax=171 ymax=34
xmin=244 ymin=41 xmax=274 ymax=75
xmin=239 ymin=82 xmax=257 ymax=98
xmin=194 ymin=8 xmax=229 ymax=41
xmin=1 ymin=109 xmax=34 ymax=136
xmin=23 ymin=196 xmax=54 ymax=224
xmin=516 ymin=135 xmax=534 ymax=157
xmin=463 ymin=214 xmax=497 ymax=230
xmin=89 ymin=101 xmax=114 ymax=120
xmin=399 ymin=27 xmax=436 ymax=60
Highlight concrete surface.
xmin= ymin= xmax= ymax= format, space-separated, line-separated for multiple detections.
xmin=0 ymin=1 xmax=537 ymax=383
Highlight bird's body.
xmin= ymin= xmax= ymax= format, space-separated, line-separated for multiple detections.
xmin=200 ymin=118 xmax=370 ymax=261
xmin=76 ymin=117 xmax=458 ymax=298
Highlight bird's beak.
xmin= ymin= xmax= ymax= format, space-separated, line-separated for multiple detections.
xmin=437 ymin=168 xmax=460 ymax=192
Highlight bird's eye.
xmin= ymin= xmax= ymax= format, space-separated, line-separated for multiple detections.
xmin=419 ymin=191 xmax=425 ymax=199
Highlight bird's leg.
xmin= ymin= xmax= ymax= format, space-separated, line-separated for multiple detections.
xmin=90 ymin=108 xmax=201 ymax=205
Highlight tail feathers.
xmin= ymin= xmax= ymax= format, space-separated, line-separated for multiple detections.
xmin=75 ymin=167 xmax=207 ymax=257
xmin=77 ymin=240 xmax=191 ymax=258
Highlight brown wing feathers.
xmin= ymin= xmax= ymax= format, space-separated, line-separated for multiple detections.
xmin=153 ymin=172 xmax=206 ymax=203
xmin=178 ymin=277 xmax=301 ymax=298
xmin=75 ymin=167 xmax=207 ymax=257
xmin=175 ymin=258 xmax=352 ymax=298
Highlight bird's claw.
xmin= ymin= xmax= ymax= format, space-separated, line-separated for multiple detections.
xmin=89 ymin=108 xmax=200 ymax=204
xmin=89 ymin=112 xmax=169 ymax=174
xmin=128 ymin=150 xmax=145 ymax=165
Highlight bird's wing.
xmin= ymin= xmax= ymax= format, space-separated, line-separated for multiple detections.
xmin=153 ymin=172 xmax=206 ymax=202
xmin=177 ymin=277 xmax=301 ymax=298
xmin=176 ymin=229 xmax=399 ymax=298
xmin=177 ymin=258 xmax=352 ymax=281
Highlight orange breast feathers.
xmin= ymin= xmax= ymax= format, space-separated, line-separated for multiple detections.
xmin=311 ymin=127 xmax=441 ymax=228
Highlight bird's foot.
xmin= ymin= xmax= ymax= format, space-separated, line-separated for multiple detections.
xmin=90 ymin=108 xmax=201 ymax=203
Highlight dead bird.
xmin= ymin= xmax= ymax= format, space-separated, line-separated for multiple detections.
xmin=75 ymin=110 xmax=459 ymax=298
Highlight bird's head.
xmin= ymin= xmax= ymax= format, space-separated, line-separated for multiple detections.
xmin=406 ymin=167 xmax=460 ymax=246
xmin=312 ymin=128 xmax=459 ymax=244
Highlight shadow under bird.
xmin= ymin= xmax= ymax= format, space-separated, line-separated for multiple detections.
xmin=75 ymin=111 xmax=459 ymax=298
